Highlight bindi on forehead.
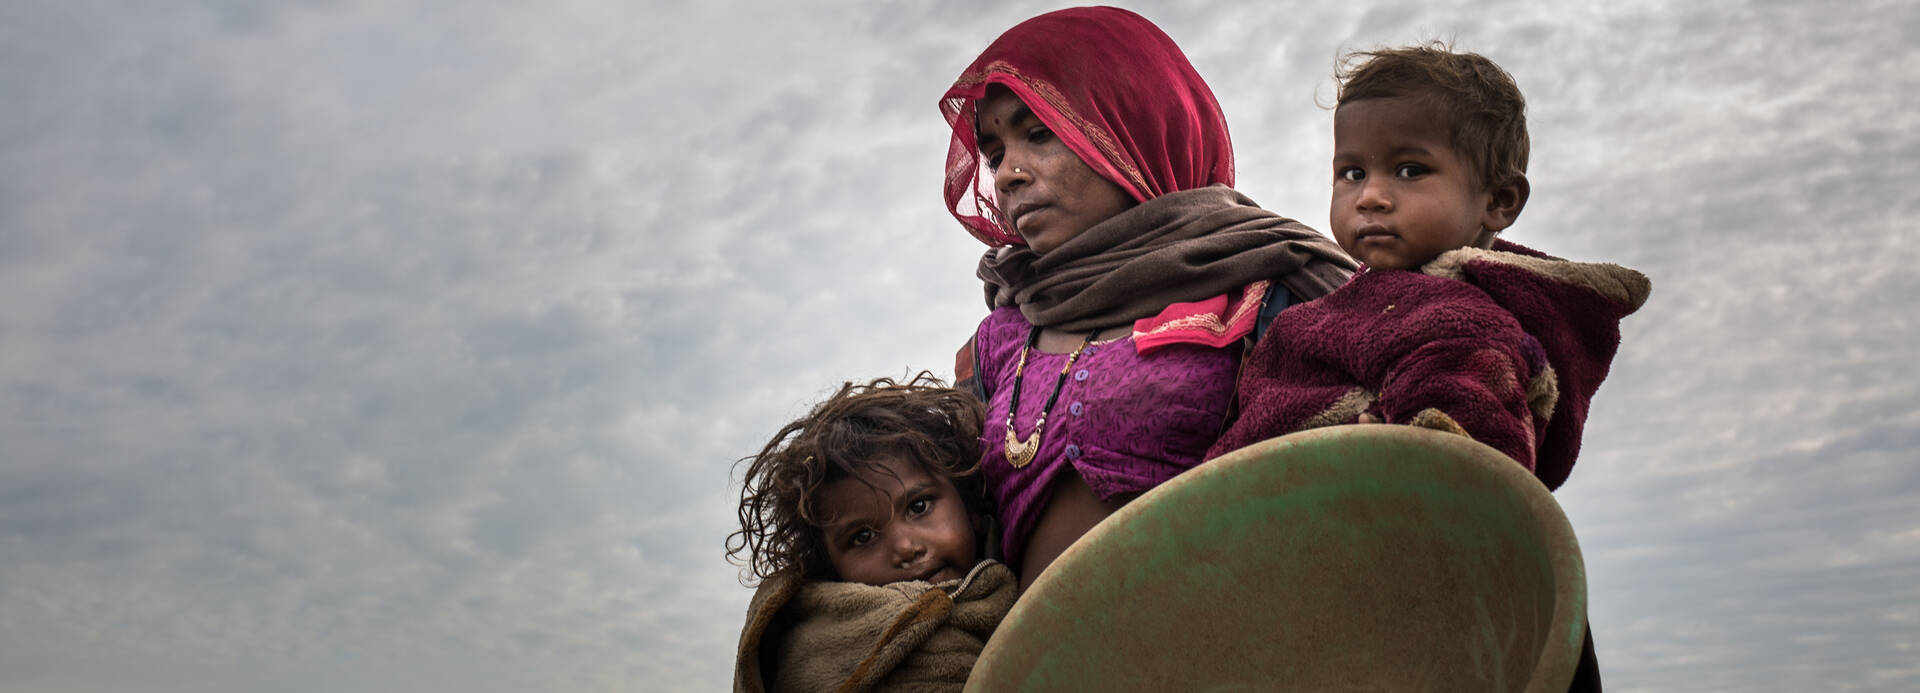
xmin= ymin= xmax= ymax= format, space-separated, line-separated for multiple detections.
xmin=976 ymin=89 xmax=1039 ymax=140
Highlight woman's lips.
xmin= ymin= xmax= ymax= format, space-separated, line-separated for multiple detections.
xmin=1009 ymin=202 xmax=1047 ymax=230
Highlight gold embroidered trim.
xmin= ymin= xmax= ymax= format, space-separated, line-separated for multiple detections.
xmin=1132 ymin=281 xmax=1270 ymax=339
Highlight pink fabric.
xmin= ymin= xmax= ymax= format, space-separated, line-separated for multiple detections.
xmin=975 ymin=306 xmax=1240 ymax=564
xmin=940 ymin=6 xmax=1234 ymax=247
xmin=1209 ymin=241 xmax=1650 ymax=489
xmin=1132 ymin=280 xmax=1268 ymax=354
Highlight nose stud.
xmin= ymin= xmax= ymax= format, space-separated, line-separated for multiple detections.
xmin=898 ymin=560 xmax=913 ymax=569
xmin=1012 ymin=167 xmax=1022 ymax=174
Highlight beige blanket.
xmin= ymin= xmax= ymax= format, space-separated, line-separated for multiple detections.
xmin=734 ymin=560 xmax=1017 ymax=693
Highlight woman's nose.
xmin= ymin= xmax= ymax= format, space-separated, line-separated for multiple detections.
xmin=995 ymin=157 xmax=1034 ymax=193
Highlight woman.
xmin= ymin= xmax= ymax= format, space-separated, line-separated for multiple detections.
xmin=942 ymin=7 xmax=1356 ymax=589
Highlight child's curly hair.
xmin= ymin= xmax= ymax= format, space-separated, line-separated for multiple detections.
xmin=728 ymin=372 xmax=987 ymax=584
xmin=1337 ymin=42 xmax=1529 ymax=191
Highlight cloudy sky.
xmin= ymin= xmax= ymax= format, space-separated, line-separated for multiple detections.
xmin=1 ymin=1 xmax=1914 ymax=691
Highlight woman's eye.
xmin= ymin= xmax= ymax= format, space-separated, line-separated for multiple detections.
xmin=907 ymin=498 xmax=932 ymax=516
xmin=985 ymin=152 xmax=1004 ymax=170
xmin=1338 ymin=168 xmax=1364 ymax=182
xmin=1026 ymin=126 xmax=1054 ymax=144
xmin=849 ymin=528 xmax=875 ymax=547
xmin=1395 ymin=163 xmax=1428 ymax=178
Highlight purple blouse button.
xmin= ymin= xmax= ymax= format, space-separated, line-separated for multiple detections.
xmin=1073 ymin=368 xmax=1090 ymax=382
xmin=1069 ymin=401 xmax=1084 ymax=416
xmin=1064 ymin=444 xmax=1082 ymax=459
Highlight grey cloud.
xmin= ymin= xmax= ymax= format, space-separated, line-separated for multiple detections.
xmin=1 ymin=0 xmax=1916 ymax=691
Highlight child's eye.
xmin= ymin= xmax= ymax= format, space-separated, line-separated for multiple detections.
xmin=849 ymin=528 xmax=875 ymax=547
xmin=1395 ymin=163 xmax=1429 ymax=178
xmin=907 ymin=498 xmax=932 ymax=516
xmin=1337 ymin=167 xmax=1364 ymax=182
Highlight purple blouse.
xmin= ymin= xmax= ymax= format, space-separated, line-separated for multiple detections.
xmin=974 ymin=305 xmax=1240 ymax=564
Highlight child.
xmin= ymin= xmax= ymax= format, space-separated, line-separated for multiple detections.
xmin=728 ymin=373 xmax=1016 ymax=693
xmin=1208 ymin=44 xmax=1651 ymax=491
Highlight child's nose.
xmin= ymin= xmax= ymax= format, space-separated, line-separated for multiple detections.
xmin=893 ymin=534 xmax=926 ymax=564
xmin=1356 ymin=179 xmax=1392 ymax=211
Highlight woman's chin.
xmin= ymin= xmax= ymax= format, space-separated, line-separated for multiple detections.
xmin=1019 ymin=228 xmax=1076 ymax=256
xmin=1017 ymin=232 xmax=1055 ymax=255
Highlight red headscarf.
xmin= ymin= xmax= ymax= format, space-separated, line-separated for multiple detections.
xmin=941 ymin=7 xmax=1234 ymax=246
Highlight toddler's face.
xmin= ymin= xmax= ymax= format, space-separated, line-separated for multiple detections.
xmin=1329 ymin=95 xmax=1500 ymax=271
xmin=818 ymin=455 xmax=978 ymax=586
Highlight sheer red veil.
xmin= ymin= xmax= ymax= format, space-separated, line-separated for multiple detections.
xmin=941 ymin=7 xmax=1234 ymax=247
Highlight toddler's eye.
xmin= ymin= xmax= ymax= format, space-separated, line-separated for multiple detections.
xmin=1337 ymin=167 xmax=1364 ymax=182
xmin=907 ymin=498 xmax=932 ymax=516
xmin=849 ymin=528 xmax=875 ymax=547
xmin=1395 ymin=163 xmax=1429 ymax=178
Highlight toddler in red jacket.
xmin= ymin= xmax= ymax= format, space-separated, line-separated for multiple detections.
xmin=1209 ymin=44 xmax=1649 ymax=489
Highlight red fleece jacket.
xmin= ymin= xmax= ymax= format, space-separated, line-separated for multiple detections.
xmin=1208 ymin=241 xmax=1650 ymax=489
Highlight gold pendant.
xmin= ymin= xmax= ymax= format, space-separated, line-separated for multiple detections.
xmin=1005 ymin=426 xmax=1040 ymax=468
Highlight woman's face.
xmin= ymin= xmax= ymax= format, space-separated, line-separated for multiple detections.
xmin=975 ymin=86 xmax=1136 ymax=255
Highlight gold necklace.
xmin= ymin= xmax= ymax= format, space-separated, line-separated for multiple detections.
xmin=1003 ymin=326 xmax=1099 ymax=468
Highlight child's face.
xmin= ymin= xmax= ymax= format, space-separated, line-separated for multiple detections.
xmin=818 ymin=455 xmax=978 ymax=586
xmin=1330 ymin=95 xmax=1504 ymax=271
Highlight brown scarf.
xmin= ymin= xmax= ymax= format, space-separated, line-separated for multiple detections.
xmin=979 ymin=185 xmax=1356 ymax=332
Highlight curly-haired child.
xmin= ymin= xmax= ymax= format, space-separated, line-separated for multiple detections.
xmin=728 ymin=373 xmax=1015 ymax=693
xmin=1210 ymin=44 xmax=1651 ymax=492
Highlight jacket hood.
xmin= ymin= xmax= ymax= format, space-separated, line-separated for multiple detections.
xmin=1423 ymin=240 xmax=1650 ymax=489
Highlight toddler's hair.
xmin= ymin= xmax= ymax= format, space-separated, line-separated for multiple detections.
xmin=728 ymin=372 xmax=986 ymax=584
xmin=1337 ymin=42 xmax=1528 ymax=190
